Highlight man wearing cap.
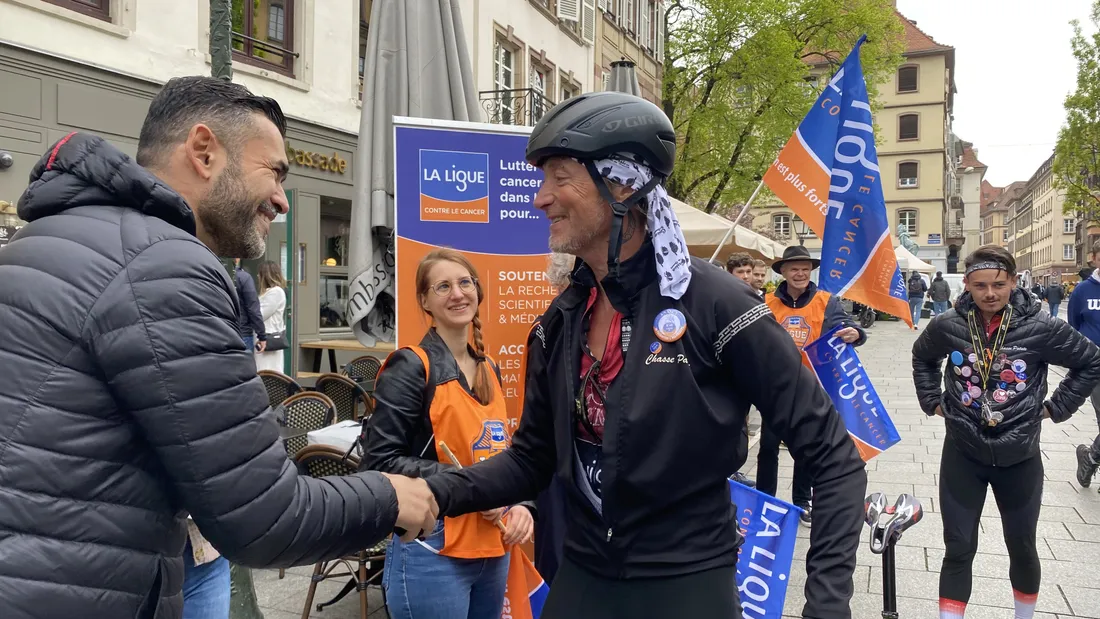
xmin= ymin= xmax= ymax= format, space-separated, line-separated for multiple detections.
xmin=759 ymin=245 xmax=866 ymax=526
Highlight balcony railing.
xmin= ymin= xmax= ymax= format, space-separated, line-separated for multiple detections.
xmin=945 ymin=223 xmax=963 ymax=239
xmin=480 ymin=88 xmax=553 ymax=127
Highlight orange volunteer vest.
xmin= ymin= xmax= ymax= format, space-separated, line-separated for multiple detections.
xmin=402 ymin=346 xmax=511 ymax=560
xmin=766 ymin=289 xmax=831 ymax=367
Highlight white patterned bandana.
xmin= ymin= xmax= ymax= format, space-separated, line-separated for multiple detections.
xmin=593 ymin=155 xmax=692 ymax=300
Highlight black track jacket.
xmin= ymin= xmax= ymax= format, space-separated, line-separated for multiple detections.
xmin=425 ymin=238 xmax=868 ymax=618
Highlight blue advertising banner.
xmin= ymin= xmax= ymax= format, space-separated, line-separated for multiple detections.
xmin=803 ymin=324 xmax=902 ymax=460
xmin=393 ymin=117 xmax=552 ymax=429
xmin=730 ymin=480 xmax=801 ymax=618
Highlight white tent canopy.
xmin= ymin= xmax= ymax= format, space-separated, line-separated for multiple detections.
xmin=894 ymin=245 xmax=936 ymax=273
xmin=670 ymin=197 xmax=787 ymax=262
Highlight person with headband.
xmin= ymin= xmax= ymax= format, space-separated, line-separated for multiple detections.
xmin=912 ymin=245 xmax=1100 ymax=619
xmin=421 ymin=91 xmax=869 ymax=618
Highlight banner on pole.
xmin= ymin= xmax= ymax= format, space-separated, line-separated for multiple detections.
xmin=730 ymin=480 xmax=801 ymax=618
xmin=804 ymin=324 xmax=902 ymax=460
xmin=502 ymin=548 xmax=549 ymax=619
xmin=393 ymin=118 xmax=553 ymax=427
xmin=762 ymin=36 xmax=912 ymax=327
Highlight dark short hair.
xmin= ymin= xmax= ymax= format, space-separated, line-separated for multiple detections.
xmin=964 ymin=244 xmax=1017 ymax=276
xmin=936 ymin=271 xmax=942 ymax=276
xmin=726 ymin=252 xmax=753 ymax=272
xmin=137 ymin=76 xmax=287 ymax=168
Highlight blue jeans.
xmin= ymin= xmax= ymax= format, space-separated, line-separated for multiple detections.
xmin=909 ymin=298 xmax=923 ymax=325
xmin=383 ymin=520 xmax=510 ymax=619
xmin=1049 ymin=302 xmax=1060 ymax=318
xmin=182 ymin=539 xmax=231 ymax=619
xmin=933 ymin=300 xmax=950 ymax=316
xmin=242 ymin=335 xmax=254 ymax=351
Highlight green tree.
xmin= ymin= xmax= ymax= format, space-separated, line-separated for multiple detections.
xmin=662 ymin=0 xmax=905 ymax=214
xmin=1054 ymin=1 xmax=1100 ymax=221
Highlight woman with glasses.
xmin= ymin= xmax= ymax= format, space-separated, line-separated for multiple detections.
xmin=362 ymin=248 xmax=536 ymax=619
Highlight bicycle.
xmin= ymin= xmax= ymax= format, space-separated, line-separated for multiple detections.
xmin=864 ymin=493 xmax=923 ymax=619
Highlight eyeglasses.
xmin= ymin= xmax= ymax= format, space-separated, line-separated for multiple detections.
xmin=430 ymin=277 xmax=477 ymax=297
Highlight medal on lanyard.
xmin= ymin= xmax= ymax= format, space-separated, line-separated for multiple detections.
xmin=966 ymin=307 xmax=1012 ymax=427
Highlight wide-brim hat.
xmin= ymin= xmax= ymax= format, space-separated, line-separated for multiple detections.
xmin=772 ymin=245 xmax=821 ymax=274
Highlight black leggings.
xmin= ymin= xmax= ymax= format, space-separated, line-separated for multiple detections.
xmin=939 ymin=436 xmax=1044 ymax=603
xmin=541 ymin=556 xmax=741 ymax=619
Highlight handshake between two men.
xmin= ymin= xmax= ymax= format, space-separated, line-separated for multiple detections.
xmin=383 ymin=474 xmax=441 ymax=542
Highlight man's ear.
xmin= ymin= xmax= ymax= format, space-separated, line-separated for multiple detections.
xmin=184 ymin=124 xmax=222 ymax=181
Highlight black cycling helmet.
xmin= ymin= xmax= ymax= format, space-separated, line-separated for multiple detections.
xmin=526 ymin=92 xmax=676 ymax=279
xmin=526 ymin=91 xmax=676 ymax=176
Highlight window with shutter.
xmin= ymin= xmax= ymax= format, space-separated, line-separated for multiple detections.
xmin=582 ymin=0 xmax=596 ymax=44
xmin=655 ymin=0 xmax=665 ymax=61
xmin=898 ymin=114 xmax=919 ymax=141
xmin=897 ymin=66 xmax=918 ymax=93
xmin=558 ymin=0 xmax=582 ymax=22
xmin=641 ymin=0 xmax=652 ymax=50
xmin=602 ymin=71 xmax=611 ymax=91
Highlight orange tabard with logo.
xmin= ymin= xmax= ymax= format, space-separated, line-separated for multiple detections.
xmin=765 ymin=290 xmax=831 ymax=368
xmin=403 ymin=346 xmax=511 ymax=560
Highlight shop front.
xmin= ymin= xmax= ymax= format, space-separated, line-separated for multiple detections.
xmin=0 ymin=42 xmax=376 ymax=380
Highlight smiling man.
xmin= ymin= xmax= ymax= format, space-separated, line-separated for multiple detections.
xmin=421 ymin=91 xmax=868 ymax=619
xmin=912 ymin=245 xmax=1100 ymax=619
xmin=0 ymin=76 xmax=438 ymax=619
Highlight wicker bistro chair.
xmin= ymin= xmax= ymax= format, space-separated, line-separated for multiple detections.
xmin=343 ymin=355 xmax=382 ymax=384
xmin=258 ymin=370 xmax=302 ymax=409
xmin=294 ymin=445 xmax=389 ymax=619
xmin=314 ymin=373 xmax=374 ymax=422
xmin=279 ymin=392 xmax=337 ymax=456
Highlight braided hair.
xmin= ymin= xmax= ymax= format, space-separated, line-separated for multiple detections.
xmin=415 ymin=248 xmax=495 ymax=404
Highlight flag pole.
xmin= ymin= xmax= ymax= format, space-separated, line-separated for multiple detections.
xmin=708 ymin=178 xmax=766 ymax=264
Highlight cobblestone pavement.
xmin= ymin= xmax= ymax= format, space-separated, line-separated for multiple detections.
xmin=252 ymin=318 xmax=1100 ymax=618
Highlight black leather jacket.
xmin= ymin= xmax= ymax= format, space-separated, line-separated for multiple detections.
xmin=912 ymin=289 xmax=1100 ymax=466
xmin=424 ymin=238 xmax=868 ymax=618
xmin=361 ymin=329 xmax=536 ymax=514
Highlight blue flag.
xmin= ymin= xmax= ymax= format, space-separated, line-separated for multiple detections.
xmin=763 ymin=35 xmax=912 ymax=327
xmin=730 ymin=480 xmax=801 ymax=618
xmin=803 ymin=324 xmax=902 ymax=460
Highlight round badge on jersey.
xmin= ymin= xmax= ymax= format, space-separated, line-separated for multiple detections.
xmin=992 ymin=362 xmax=1003 ymax=371
xmin=649 ymin=341 xmax=662 ymax=354
xmin=961 ymin=392 xmax=973 ymax=406
xmin=653 ymin=309 xmax=688 ymax=343
xmin=998 ymin=353 xmax=1009 ymax=362
xmin=968 ymin=385 xmax=982 ymax=398
xmin=961 ymin=366 xmax=972 ymax=378
xmin=1000 ymin=369 xmax=1016 ymax=383
xmin=971 ymin=376 xmax=980 ymax=384
xmin=955 ymin=381 xmax=965 ymax=391
xmin=968 ymin=353 xmax=978 ymax=364
xmin=998 ymin=382 xmax=1008 ymax=391
xmin=950 ymin=351 xmax=964 ymax=366
xmin=1012 ymin=359 xmax=1027 ymax=373
xmin=993 ymin=389 xmax=1008 ymax=404
xmin=953 ymin=366 xmax=962 ymax=376
xmin=1016 ymin=381 xmax=1027 ymax=392
xmin=1016 ymin=372 xmax=1027 ymax=381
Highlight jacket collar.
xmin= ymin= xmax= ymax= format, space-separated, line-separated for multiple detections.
xmin=775 ymin=280 xmax=818 ymax=308
xmin=567 ymin=235 xmax=659 ymax=315
xmin=17 ymin=133 xmax=196 ymax=234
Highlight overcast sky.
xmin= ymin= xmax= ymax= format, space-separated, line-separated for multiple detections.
xmin=894 ymin=0 xmax=1095 ymax=186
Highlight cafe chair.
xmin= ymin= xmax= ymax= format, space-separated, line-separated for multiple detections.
xmin=314 ymin=373 xmax=373 ymax=422
xmin=280 ymin=392 xmax=337 ymax=457
xmin=343 ymin=355 xmax=382 ymax=384
xmin=258 ymin=370 xmax=302 ymax=409
xmin=294 ymin=445 xmax=388 ymax=619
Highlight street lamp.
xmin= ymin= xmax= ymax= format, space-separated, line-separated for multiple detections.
xmin=794 ymin=217 xmax=812 ymax=246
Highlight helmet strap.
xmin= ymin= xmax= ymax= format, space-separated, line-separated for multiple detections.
xmin=581 ymin=160 xmax=663 ymax=280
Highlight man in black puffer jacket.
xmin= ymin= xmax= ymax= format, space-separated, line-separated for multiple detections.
xmin=0 ymin=77 xmax=437 ymax=619
xmin=912 ymin=245 xmax=1100 ymax=619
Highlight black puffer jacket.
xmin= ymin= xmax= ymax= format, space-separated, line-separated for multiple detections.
xmin=0 ymin=133 xmax=400 ymax=619
xmin=912 ymin=288 xmax=1100 ymax=466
